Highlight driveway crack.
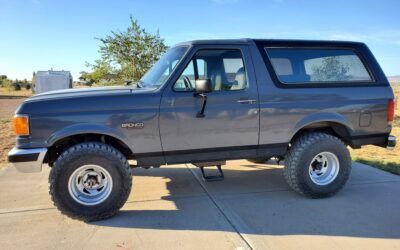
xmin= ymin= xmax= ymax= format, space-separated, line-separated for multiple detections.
xmin=186 ymin=164 xmax=254 ymax=250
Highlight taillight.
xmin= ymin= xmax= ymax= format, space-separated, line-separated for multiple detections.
xmin=387 ymin=99 xmax=395 ymax=122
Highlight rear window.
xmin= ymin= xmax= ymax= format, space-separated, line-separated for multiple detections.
xmin=265 ymin=48 xmax=373 ymax=85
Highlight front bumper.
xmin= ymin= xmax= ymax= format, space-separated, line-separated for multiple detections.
xmin=8 ymin=147 xmax=47 ymax=173
xmin=387 ymin=135 xmax=396 ymax=150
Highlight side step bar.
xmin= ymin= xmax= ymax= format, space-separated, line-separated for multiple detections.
xmin=192 ymin=161 xmax=226 ymax=182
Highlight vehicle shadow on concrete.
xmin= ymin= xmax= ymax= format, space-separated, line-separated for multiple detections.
xmin=93 ymin=162 xmax=400 ymax=239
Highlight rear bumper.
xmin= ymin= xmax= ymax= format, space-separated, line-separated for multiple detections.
xmin=387 ymin=135 xmax=396 ymax=150
xmin=8 ymin=147 xmax=47 ymax=173
xmin=350 ymin=133 xmax=396 ymax=149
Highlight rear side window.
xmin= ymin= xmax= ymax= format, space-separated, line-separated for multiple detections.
xmin=265 ymin=48 xmax=373 ymax=85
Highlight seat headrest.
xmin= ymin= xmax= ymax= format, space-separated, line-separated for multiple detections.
xmin=232 ymin=67 xmax=246 ymax=90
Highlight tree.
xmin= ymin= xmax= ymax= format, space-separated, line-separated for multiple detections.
xmin=2 ymin=79 xmax=12 ymax=90
xmin=84 ymin=59 xmax=113 ymax=84
xmin=0 ymin=75 xmax=7 ymax=87
xmin=88 ymin=15 xmax=167 ymax=84
xmin=79 ymin=71 xmax=88 ymax=81
xmin=311 ymin=57 xmax=350 ymax=81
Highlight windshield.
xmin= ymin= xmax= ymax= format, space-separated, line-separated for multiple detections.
xmin=139 ymin=46 xmax=189 ymax=88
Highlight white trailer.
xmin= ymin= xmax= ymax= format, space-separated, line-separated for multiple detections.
xmin=35 ymin=70 xmax=72 ymax=94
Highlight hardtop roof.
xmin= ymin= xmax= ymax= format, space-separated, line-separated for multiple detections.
xmin=176 ymin=38 xmax=364 ymax=47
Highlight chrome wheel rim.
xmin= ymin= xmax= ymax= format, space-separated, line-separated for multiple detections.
xmin=309 ymin=152 xmax=340 ymax=186
xmin=68 ymin=165 xmax=113 ymax=206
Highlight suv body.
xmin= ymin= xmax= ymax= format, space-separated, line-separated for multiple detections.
xmin=8 ymin=39 xmax=396 ymax=221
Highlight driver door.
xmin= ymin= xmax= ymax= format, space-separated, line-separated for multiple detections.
xmin=159 ymin=45 xmax=259 ymax=163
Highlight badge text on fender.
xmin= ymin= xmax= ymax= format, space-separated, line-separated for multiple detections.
xmin=121 ymin=122 xmax=144 ymax=129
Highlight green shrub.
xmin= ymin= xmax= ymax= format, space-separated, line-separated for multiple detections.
xmin=13 ymin=83 xmax=21 ymax=91
xmin=2 ymin=79 xmax=12 ymax=90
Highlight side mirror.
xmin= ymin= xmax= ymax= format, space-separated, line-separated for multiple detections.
xmin=195 ymin=79 xmax=212 ymax=94
xmin=194 ymin=79 xmax=212 ymax=118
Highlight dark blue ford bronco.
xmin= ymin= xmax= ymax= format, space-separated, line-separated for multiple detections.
xmin=9 ymin=39 xmax=396 ymax=221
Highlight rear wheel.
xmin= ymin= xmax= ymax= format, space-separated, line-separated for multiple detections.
xmin=49 ymin=142 xmax=132 ymax=221
xmin=284 ymin=132 xmax=351 ymax=198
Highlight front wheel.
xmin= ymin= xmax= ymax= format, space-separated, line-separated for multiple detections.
xmin=49 ymin=142 xmax=132 ymax=221
xmin=284 ymin=132 xmax=352 ymax=198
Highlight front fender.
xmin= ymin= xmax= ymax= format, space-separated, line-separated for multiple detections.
xmin=47 ymin=123 xmax=132 ymax=150
xmin=290 ymin=112 xmax=354 ymax=138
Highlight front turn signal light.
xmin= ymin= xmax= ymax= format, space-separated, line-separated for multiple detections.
xmin=13 ymin=115 xmax=30 ymax=136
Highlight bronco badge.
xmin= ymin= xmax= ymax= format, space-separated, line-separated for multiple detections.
xmin=121 ymin=122 xmax=144 ymax=129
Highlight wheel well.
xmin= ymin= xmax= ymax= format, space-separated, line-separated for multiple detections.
xmin=291 ymin=122 xmax=351 ymax=144
xmin=45 ymin=133 xmax=134 ymax=165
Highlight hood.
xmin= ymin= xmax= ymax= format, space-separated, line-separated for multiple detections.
xmin=16 ymin=85 xmax=160 ymax=115
xmin=25 ymin=86 xmax=157 ymax=103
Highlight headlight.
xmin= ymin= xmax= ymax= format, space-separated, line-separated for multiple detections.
xmin=13 ymin=114 xmax=30 ymax=136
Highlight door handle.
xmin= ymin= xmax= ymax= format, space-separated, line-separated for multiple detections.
xmin=237 ymin=99 xmax=257 ymax=104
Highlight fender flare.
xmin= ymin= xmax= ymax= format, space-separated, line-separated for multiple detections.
xmin=46 ymin=123 xmax=133 ymax=151
xmin=290 ymin=112 xmax=354 ymax=140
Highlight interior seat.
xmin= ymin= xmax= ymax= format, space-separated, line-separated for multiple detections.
xmin=230 ymin=67 xmax=247 ymax=90
xmin=211 ymin=71 xmax=222 ymax=91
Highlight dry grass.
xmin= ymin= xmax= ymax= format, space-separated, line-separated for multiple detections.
xmin=0 ymin=119 xmax=16 ymax=168
xmin=0 ymin=88 xmax=33 ymax=97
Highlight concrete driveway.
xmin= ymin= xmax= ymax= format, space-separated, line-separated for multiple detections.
xmin=0 ymin=160 xmax=399 ymax=249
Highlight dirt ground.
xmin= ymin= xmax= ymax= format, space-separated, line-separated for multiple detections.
xmin=0 ymin=97 xmax=25 ymax=168
xmin=0 ymin=97 xmax=24 ymax=117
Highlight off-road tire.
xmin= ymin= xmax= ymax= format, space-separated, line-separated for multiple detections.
xmin=49 ymin=142 xmax=132 ymax=221
xmin=284 ymin=132 xmax=351 ymax=198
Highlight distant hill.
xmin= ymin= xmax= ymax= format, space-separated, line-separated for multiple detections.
xmin=388 ymin=75 xmax=400 ymax=86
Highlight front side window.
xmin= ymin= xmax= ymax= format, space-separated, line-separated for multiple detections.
xmin=265 ymin=48 xmax=373 ymax=84
xmin=139 ymin=46 xmax=188 ymax=88
xmin=174 ymin=49 xmax=248 ymax=91
xmin=174 ymin=59 xmax=205 ymax=91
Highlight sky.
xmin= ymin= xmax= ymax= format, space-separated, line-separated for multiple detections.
xmin=0 ymin=0 xmax=399 ymax=80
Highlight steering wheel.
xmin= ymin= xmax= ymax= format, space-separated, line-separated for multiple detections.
xmin=182 ymin=76 xmax=192 ymax=90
